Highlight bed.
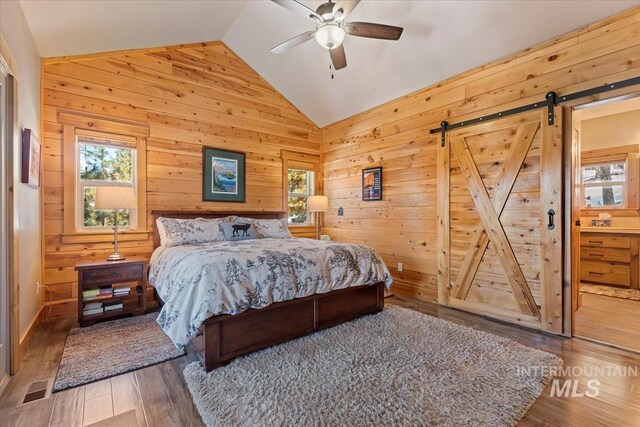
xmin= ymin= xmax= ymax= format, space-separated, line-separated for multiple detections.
xmin=149 ymin=210 xmax=392 ymax=371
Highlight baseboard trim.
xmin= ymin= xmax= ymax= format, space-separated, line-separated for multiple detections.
xmin=18 ymin=306 xmax=45 ymax=364
xmin=574 ymin=335 xmax=640 ymax=355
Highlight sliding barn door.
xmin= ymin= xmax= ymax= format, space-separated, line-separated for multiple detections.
xmin=438 ymin=108 xmax=563 ymax=333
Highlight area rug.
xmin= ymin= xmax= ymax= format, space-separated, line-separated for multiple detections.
xmin=53 ymin=313 xmax=184 ymax=392
xmin=580 ymin=282 xmax=640 ymax=301
xmin=183 ymin=306 xmax=562 ymax=427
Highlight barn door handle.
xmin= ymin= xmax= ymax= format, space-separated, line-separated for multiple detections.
xmin=547 ymin=209 xmax=555 ymax=230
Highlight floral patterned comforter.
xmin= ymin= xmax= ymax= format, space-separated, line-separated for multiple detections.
xmin=149 ymin=238 xmax=393 ymax=348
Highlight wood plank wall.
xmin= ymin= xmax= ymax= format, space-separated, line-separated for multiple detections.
xmin=320 ymin=7 xmax=640 ymax=302
xmin=42 ymin=41 xmax=320 ymax=317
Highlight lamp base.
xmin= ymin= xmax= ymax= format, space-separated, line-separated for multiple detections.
xmin=106 ymin=253 xmax=126 ymax=262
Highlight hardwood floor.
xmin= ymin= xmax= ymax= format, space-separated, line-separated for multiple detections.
xmin=0 ymin=316 xmax=203 ymax=427
xmin=1 ymin=296 xmax=639 ymax=426
xmin=575 ymin=292 xmax=640 ymax=353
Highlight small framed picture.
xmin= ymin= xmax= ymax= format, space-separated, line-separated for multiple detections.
xmin=202 ymin=147 xmax=246 ymax=202
xmin=362 ymin=167 xmax=382 ymax=201
xmin=21 ymin=129 xmax=41 ymax=189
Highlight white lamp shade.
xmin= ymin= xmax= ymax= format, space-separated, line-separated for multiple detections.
xmin=308 ymin=195 xmax=329 ymax=213
xmin=315 ymin=23 xmax=346 ymax=50
xmin=95 ymin=187 xmax=137 ymax=210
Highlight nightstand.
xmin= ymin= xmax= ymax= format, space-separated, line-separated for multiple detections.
xmin=75 ymin=257 xmax=148 ymax=327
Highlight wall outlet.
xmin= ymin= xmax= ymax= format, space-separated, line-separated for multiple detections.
xmin=397 ymin=262 xmax=404 ymax=272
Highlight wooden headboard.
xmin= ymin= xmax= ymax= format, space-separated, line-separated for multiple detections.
xmin=151 ymin=210 xmax=286 ymax=249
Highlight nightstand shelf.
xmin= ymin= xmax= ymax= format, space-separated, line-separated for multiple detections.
xmin=75 ymin=257 xmax=148 ymax=327
xmin=82 ymin=300 xmax=142 ymax=321
xmin=82 ymin=286 xmax=142 ymax=303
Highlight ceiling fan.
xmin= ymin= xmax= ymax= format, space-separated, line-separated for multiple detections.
xmin=270 ymin=0 xmax=403 ymax=71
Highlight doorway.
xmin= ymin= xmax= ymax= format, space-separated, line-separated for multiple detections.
xmin=571 ymin=95 xmax=640 ymax=352
xmin=0 ymin=59 xmax=11 ymax=388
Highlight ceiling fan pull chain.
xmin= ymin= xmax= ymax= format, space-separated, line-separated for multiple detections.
xmin=330 ymin=62 xmax=334 ymax=79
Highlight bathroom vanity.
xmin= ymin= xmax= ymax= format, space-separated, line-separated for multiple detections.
xmin=580 ymin=228 xmax=640 ymax=289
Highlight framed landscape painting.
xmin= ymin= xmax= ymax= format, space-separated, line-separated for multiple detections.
xmin=362 ymin=167 xmax=382 ymax=201
xmin=202 ymin=147 xmax=246 ymax=202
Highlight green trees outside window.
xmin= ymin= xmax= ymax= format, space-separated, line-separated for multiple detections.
xmin=288 ymin=169 xmax=313 ymax=224
xmin=79 ymin=142 xmax=135 ymax=228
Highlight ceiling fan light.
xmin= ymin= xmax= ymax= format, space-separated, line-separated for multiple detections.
xmin=315 ymin=23 xmax=346 ymax=50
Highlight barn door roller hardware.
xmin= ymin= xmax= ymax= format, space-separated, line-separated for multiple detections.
xmin=439 ymin=121 xmax=448 ymax=147
xmin=545 ymin=91 xmax=556 ymax=125
xmin=430 ymin=75 xmax=640 ymax=144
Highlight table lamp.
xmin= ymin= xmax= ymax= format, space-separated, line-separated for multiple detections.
xmin=95 ymin=187 xmax=136 ymax=261
xmin=307 ymin=195 xmax=329 ymax=240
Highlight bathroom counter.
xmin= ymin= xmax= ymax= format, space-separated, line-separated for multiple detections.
xmin=580 ymin=227 xmax=640 ymax=235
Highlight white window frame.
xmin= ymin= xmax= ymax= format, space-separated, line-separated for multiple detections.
xmin=76 ymin=140 xmax=137 ymax=231
xmin=287 ymin=168 xmax=315 ymax=226
xmin=581 ymin=160 xmax=627 ymax=209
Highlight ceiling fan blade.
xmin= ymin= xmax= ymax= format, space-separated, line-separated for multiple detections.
xmin=271 ymin=0 xmax=322 ymax=22
xmin=335 ymin=0 xmax=361 ymax=20
xmin=330 ymin=44 xmax=347 ymax=70
xmin=345 ymin=22 xmax=403 ymax=40
xmin=271 ymin=31 xmax=316 ymax=54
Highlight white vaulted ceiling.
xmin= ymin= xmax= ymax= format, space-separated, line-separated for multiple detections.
xmin=19 ymin=0 xmax=639 ymax=127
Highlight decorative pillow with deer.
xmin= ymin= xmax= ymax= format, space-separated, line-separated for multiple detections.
xmin=219 ymin=221 xmax=258 ymax=241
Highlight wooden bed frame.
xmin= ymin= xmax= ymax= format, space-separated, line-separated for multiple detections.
xmin=151 ymin=210 xmax=385 ymax=371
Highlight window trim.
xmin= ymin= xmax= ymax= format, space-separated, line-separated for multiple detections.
xmin=581 ymin=144 xmax=639 ymax=217
xmin=281 ymin=150 xmax=321 ymax=228
xmin=60 ymin=112 xmax=148 ymax=243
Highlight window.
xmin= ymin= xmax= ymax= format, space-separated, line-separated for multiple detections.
xmin=60 ymin=113 xmax=148 ymax=242
xmin=582 ymin=162 xmax=626 ymax=208
xmin=287 ymin=169 xmax=315 ymax=224
xmin=281 ymin=150 xmax=321 ymax=227
xmin=77 ymin=140 xmax=137 ymax=229
xmin=580 ymin=144 xmax=639 ymax=216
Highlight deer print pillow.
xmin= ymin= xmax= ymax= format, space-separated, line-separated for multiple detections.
xmin=219 ymin=221 xmax=258 ymax=241
xmin=252 ymin=218 xmax=293 ymax=239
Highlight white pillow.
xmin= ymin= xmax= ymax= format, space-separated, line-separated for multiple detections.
xmin=252 ymin=218 xmax=293 ymax=239
xmin=156 ymin=217 xmax=224 ymax=247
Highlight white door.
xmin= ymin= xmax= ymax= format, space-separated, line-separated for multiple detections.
xmin=0 ymin=68 xmax=10 ymax=385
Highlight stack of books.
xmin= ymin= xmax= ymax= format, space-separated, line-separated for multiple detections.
xmin=113 ymin=286 xmax=131 ymax=298
xmin=83 ymin=301 xmax=103 ymax=316
xmin=104 ymin=299 xmax=124 ymax=312
xmin=82 ymin=286 xmax=113 ymax=300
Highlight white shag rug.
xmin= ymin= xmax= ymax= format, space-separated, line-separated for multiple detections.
xmin=183 ymin=306 xmax=562 ymax=427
